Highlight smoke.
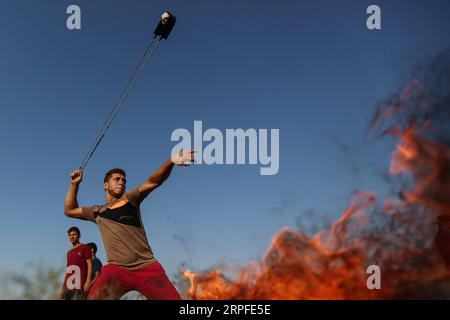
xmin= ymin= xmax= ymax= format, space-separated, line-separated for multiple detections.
xmin=182 ymin=50 xmax=450 ymax=299
xmin=368 ymin=48 xmax=450 ymax=145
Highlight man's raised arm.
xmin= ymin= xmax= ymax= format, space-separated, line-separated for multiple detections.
xmin=64 ymin=169 xmax=84 ymax=219
xmin=137 ymin=149 xmax=196 ymax=201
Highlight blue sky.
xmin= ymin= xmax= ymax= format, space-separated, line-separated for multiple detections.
xmin=0 ymin=0 xmax=449 ymax=293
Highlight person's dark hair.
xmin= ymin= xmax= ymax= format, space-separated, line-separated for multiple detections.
xmin=67 ymin=226 xmax=80 ymax=235
xmin=104 ymin=168 xmax=126 ymax=183
xmin=87 ymin=242 xmax=97 ymax=254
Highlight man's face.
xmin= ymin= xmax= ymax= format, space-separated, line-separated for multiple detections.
xmin=68 ymin=231 xmax=80 ymax=245
xmin=104 ymin=173 xmax=127 ymax=198
xmin=91 ymin=248 xmax=95 ymax=257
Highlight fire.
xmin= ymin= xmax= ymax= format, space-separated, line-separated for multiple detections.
xmin=390 ymin=128 xmax=450 ymax=215
xmin=183 ymin=193 xmax=387 ymax=300
xmin=182 ymin=79 xmax=450 ymax=299
xmin=390 ymin=129 xmax=418 ymax=174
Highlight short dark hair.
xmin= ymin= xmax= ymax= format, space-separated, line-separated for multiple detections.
xmin=67 ymin=226 xmax=80 ymax=235
xmin=104 ymin=168 xmax=126 ymax=183
xmin=87 ymin=242 xmax=97 ymax=254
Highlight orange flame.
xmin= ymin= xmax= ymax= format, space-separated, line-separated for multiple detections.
xmin=182 ymin=80 xmax=450 ymax=299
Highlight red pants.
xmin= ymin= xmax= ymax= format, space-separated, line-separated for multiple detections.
xmin=88 ymin=261 xmax=182 ymax=300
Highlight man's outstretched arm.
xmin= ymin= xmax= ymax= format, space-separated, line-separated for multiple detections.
xmin=64 ymin=169 xmax=84 ymax=219
xmin=137 ymin=149 xmax=196 ymax=201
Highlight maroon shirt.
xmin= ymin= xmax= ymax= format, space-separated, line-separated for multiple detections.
xmin=435 ymin=230 xmax=450 ymax=268
xmin=64 ymin=244 xmax=92 ymax=291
